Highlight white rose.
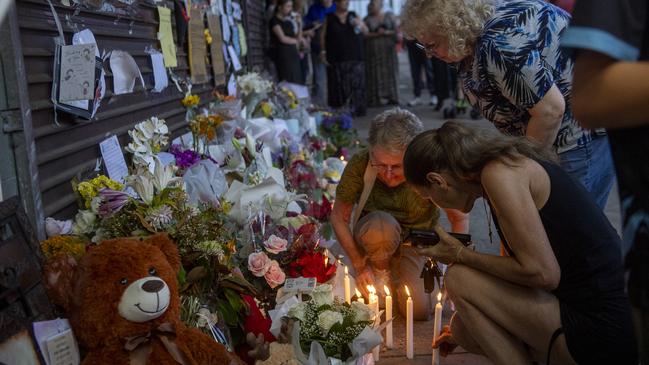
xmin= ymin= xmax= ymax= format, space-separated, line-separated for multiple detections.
xmin=287 ymin=301 xmax=308 ymax=322
xmin=351 ymin=301 xmax=374 ymax=323
xmin=317 ymin=310 xmax=343 ymax=335
xmin=73 ymin=210 xmax=96 ymax=235
xmin=311 ymin=284 xmax=334 ymax=307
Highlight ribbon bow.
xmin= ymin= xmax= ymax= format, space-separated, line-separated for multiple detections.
xmin=123 ymin=323 xmax=190 ymax=365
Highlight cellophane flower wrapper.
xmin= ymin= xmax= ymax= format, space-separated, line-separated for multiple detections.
xmin=182 ymin=159 xmax=227 ymax=207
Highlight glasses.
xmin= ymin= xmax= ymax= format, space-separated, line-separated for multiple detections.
xmin=370 ymin=161 xmax=403 ymax=174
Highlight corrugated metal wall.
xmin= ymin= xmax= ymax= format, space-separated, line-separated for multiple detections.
xmin=15 ymin=0 xmax=253 ymax=220
xmin=243 ymin=0 xmax=266 ymax=72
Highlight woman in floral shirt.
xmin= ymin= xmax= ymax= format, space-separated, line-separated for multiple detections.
xmin=401 ymin=0 xmax=615 ymax=209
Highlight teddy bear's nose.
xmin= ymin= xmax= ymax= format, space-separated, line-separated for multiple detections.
xmin=141 ymin=279 xmax=164 ymax=293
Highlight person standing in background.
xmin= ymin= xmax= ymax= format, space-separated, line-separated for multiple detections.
xmin=269 ymin=0 xmax=305 ymax=84
xmin=562 ymin=0 xmax=649 ymax=361
xmin=304 ymin=0 xmax=336 ymax=106
xmin=401 ymin=0 xmax=616 ymax=210
xmin=320 ymin=0 xmax=368 ymax=116
xmin=364 ymin=0 xmax=399 ymax=106
xmin=405 ymin=39 xmax=438 ymax=107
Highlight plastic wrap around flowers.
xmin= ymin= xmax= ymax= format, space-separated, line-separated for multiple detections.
xmin=270 ymin=284 xmax=382 ymax=364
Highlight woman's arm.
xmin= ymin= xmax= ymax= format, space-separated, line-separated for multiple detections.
xmin=465 ymin=161 xmax=560 ymax=290
xmin=525 ymin=84 xmax=565 ymax=148
xmin=573 ymin=50 xmax=649 ymax=129
xmin=319 ymin=18 xmax=329 ymax=65
xmin=271 ymin=24 xmax=298 ymax=45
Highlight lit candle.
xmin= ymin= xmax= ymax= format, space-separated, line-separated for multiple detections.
xmin=344 ymin=266 xmax=352 ymax=304
xmin=405 ymin=285 xmax=414 ymax=359
xmin=384 ymin=285 xmax=393 ymax=348
xmin=324 ymin=249 xmax=329 ymax=267
xmin=432 ymin=292 xmax=442 ymax=365
xmin=355 ymin=288 xmax=364 ymax=304
xmin=367 ymin=285 xmax=380 ymax=361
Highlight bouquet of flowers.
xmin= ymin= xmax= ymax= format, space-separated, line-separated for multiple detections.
xmin=319 ymin=112 xmax=359 ymax=159
xmin=282 ymin=284 xmax=381 ymax=363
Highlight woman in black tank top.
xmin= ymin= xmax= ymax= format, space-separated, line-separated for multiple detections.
xmin=403 ymin=122 xmax=637 ymax=365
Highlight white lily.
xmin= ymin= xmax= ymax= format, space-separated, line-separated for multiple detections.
xmin=127 ymin=174 xmax=155 ymax=204
xmin=151 ymin=157 xmax=181 ymax=192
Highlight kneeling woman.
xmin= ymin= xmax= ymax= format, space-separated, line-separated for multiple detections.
xmin=403 ymin=122 xmax=636 ymax=365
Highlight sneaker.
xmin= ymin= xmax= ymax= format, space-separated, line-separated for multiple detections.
xmin=407 ymin=97 xmax=422 ymax=107
xmin=429 ymin=95 xmax=439 ymax=107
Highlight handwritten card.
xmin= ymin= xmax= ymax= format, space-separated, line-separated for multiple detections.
xmin=207 ymin=13 xmax=226 ymax=85
xmin=58 ymin=43 xmax=96 ymax=102
xmin=157 ymin=6 xmax=178 ymax=68
xmin=189 ymin=7 xmax=209 ymax=84
xmin=150 ymin=52 xmax=168 ymax=92
xmin=99 ymin=135 xmax=129 ymax=184
xmin=33 ymin=318 xmax=80 ymax=365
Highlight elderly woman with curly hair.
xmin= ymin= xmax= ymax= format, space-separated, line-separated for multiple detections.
xmin=400 ymin=0 xmax=615 ymax=210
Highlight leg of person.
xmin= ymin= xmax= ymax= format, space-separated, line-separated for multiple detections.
xmin=444 ymin=264 xmax=577 ymax=365
xmin=350 ymin=61 xmax=367 ymax=116
xmin=396 ymin=245 xmax=433 ymax=321
xmin=312 ymin=54 xmax=328 ymax=106
xmin=432 ymin=57 xmax=450 ymax=111
xmin=559 ymin=139 xmax=611 ymax=210
xmin=633 ymin=306 xmax=649 ymax=365
xmin=443 ymin=208 xmax=470 ymax=234
xmin=327 ymin=64 xmax=343 ymax=108
xmin=406 ymin=41 xmax=423 ymax=106
xmin=423 ymin=57 xmax=437 ymax=106
xmin=353 ymin=210 xmax=401 ymax=287
xmin=585 ymin=135 xmax=615 ymax=209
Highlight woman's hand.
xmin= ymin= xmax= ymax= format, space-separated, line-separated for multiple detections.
xmin=415 ymin=225 xmax=464 ymax=265
xmin=319 ymin=51 xmax=330 ymax=66
xmin=354 ymin=266 xmax=376 ymax=298
xmin=432 ymin=325 xmax=458 ymax=357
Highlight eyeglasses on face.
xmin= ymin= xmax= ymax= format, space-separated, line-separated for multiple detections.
xmin=414 ymin=40 xmax=437 ymax=57
xmin=370 ymin=161 xmax=403 ymax=173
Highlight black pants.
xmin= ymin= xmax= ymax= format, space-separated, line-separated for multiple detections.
xmin=406 ymin=41 xmax=434 ymax=98
xmin=431 ymin=57 xmax=457 ymax=101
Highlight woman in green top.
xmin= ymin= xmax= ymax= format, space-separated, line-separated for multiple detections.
xmin=330 ymin=107 xmax=468 ymax=319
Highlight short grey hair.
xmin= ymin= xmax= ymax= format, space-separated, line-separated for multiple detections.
xmin=368 ymin=108 xmax=424 ymax=153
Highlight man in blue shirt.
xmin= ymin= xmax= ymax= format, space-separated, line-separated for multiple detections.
xmin=303 ymin=0 xmax=335 ymax=106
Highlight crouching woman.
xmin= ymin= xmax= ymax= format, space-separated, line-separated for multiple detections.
xmin=403 ymin=121 xmax=637 ymax=365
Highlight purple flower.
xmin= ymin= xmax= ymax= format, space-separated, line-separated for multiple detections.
xmin=169 ymin=144 xmax=201 ymax=169
xmin=98 ymin=188 xmax=129 ymax=217
xmin=339 ymin=114 xmax=353 ymax=130
xmin=321 ymin=116 xmax=336 ymax=130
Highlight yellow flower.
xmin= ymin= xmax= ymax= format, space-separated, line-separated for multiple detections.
xmin=261 ymin=102 xmax=273 ymax=117
xmin=41 ymin=235 xmax=87 ymax=260
xmin=76 ymin=175 xmax=123 ymax=209
xmin=182 ymin=94 xmax=200 ymax=107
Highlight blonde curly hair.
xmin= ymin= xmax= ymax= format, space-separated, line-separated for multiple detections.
xmin=401 ymin=0 xmax=497 ymax=58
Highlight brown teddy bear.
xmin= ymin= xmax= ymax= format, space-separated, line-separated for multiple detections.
xmin=43 ymin=234 xmax=244 ymax=365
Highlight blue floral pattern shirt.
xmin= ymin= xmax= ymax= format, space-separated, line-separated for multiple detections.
xmin=459 ymin=0 xmax=602 ymax=154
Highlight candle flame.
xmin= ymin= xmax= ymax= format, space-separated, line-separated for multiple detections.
xmin=366 ymin=285 xmax=373 ymax=294
xmin=384 ymin=285 xmax=391 ymax=296
xmin=324 ymin=255 xmax=328 ymax=266
xmin=355 ymin=288 xmax=362 ymax=297
xmin=437 ymin=292 xmax=442 ymax=302
xmin=344 ymin=265 xmax=348 ymax=275
xmin=340 ymin=155 xmax=345 ymax=161
xmin=404 ymin=285 xmax=411 ymax=297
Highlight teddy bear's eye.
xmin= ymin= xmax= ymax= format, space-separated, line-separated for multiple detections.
xmin=148 ymin=267 xmax=157 ymax=276
xmin=120 ymin=278 xmax=128 ymax=285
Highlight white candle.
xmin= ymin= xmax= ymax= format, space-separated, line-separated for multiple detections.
xmin=367 ymin=285 xmax=380 ymax=361
xmin=432 ymin=292 xmax=443 ymax=365
xmin=344 ymin=266 xmax=352 ymax=304
xmin=384 ymin=285 xmax=393 ymax=348
xmin=405 ymin=285 xmax=414 ymax=359
xmin=355 ymin=288 xmax=364 ymax=304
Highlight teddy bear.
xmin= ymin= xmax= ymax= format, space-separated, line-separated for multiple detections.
xmin=42 ymin=233 xmax=244 ymax=365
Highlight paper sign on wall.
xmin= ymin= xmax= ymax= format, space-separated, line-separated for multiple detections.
xmin=58 ymin=43 xmax=97 ymax=102
xmin=189 ymin=7 xmax=209 ymax=84
xmin=157 ymin=6 xmax=178 ymax=68
xmin=150 ymin=52 xmax=168 ymax=92
xmin=238 ymin=23 xmax=248 ymax=57
xmin=231 ymin=2 xmax=242 ymax=20
xmin=109 ymin=50 xmax=145 ymax=95
xmin=228 ymin=45 xmax=242 ymax=71
xmin=99 ymin=135 xmax=129 ymax=184
xmin=207 ymin=13 xmax=226 ymax=86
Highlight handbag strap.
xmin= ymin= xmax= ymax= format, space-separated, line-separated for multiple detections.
xmin=351 ymin=161 xmax=377 ymax=230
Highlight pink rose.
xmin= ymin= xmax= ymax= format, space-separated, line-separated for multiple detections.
xmin=264 ymin=260 xmax=286 ymax=288
xmin=263 ymin=234 xmax=288 ymax=254
xmin=248 ymin=251 xmax=271 ymax=277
